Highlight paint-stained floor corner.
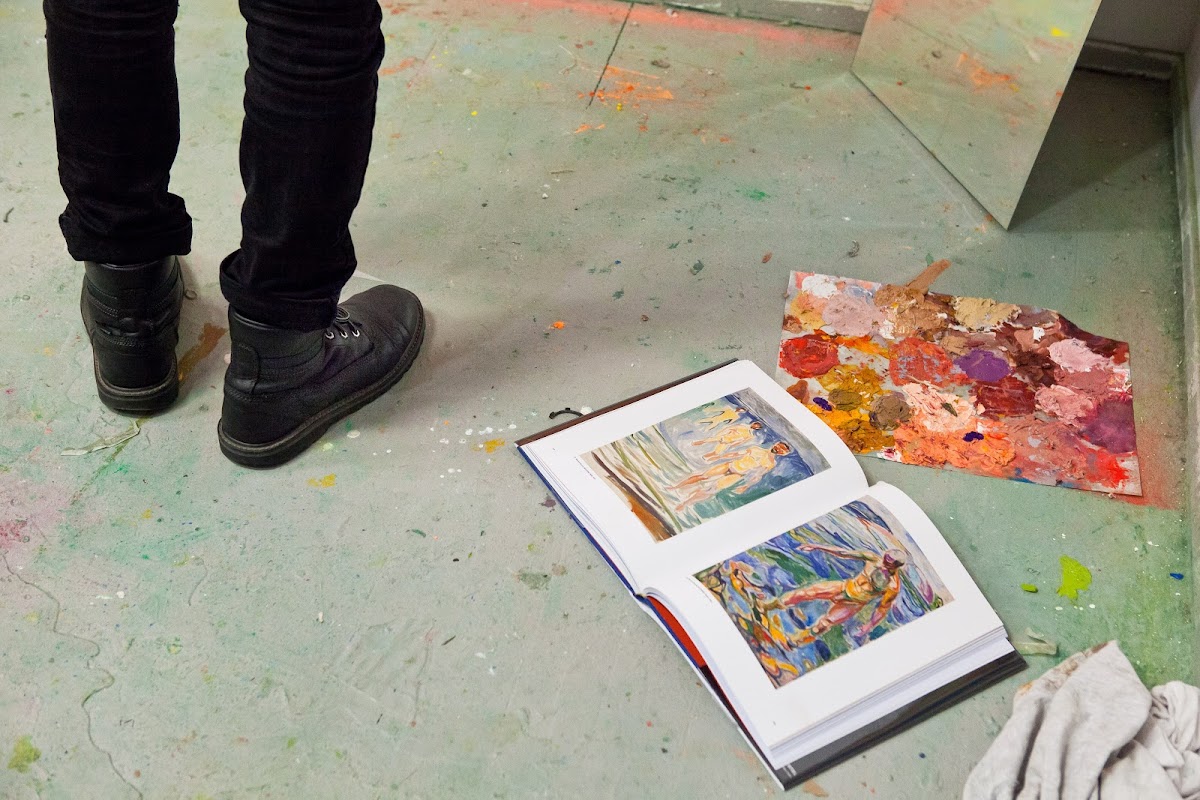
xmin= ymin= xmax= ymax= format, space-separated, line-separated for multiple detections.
xmin=0 ymin=0 xmax=1190 ymax=797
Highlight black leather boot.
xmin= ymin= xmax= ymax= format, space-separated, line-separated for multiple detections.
xmin=218 ymin=284 xmax=425 ymax=468
xmin=80 ymin=256 xmax=184 ymax=414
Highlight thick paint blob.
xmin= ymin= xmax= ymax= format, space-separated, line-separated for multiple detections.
xmin=1080 ymin=397 xmax=1137 ymax=454
xmin=955 ymin=349 xmax=1011 ymax=383
xmin=779 ymin=333 xmax=839 ymax=378
xmin=889 ymin=337 xmax=955 ymax=385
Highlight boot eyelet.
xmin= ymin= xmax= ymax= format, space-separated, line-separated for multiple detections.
xmin=352 ymin=330 xmax=361 ymax=337
xmin=325 ymin=331 xmax=335 ymax=339
xmin=340 ymin=331 xmax=349 ymax=338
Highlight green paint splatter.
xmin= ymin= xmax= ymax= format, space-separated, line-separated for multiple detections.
xmin=7 ymin=736 xmax=40 ymax=773
xmin=517 ymin=570 xmax=551 ymax=590
xmin=612 ymin=289 xmax=624 ymax=300
xmin=690 ymin=261 xmax=704 ymax=276
xmin=286 ymin=737 xmax=297 ymax=749
xmin=1020 ymin=583 xmax=1038 ymax=593
xmin=925 ymin=253 xmax=935 ymax=266
xmin=1057 ymin=556 xmax=1092 ymax=601
xmin=739 ymin=188 xmax=768 ymax=201
xmin=667 ymin=241 xmax=680 ymax=249
xmin=409 ymin=529 xmax=426 ymax=537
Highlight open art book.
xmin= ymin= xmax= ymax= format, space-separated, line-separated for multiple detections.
xmin=517 ymin=360 xmax=1023 ymax=788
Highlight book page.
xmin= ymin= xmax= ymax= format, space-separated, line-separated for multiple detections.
xmin=522 ymin=360 xmax=867 ymax=592
xmin=642 ymin=483 xmax=1004 ymax=753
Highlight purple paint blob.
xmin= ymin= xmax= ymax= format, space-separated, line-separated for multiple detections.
xmin=955 ymin=349 xmax=1011 ymax=383
xmin=963 ymin=431 xmax=984 ymax=442
xmin=1080 ymin=397 xmax=1137 ymax=454
xmin=813 ymin=397 xmax=833 ymax=411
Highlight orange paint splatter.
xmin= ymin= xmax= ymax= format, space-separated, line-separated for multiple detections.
xmin=177 ymin=323 xmax=227 ymax=383
xmin=955 ymin=52 xmax=1017 ymax=90
xmin=573 ymin=123 xmax=605 ymax=134
xmin=380 ymin=57 xmax=419 ymax=76
xmin=591 ymin=65 xmax=674 ymax=108
xmin=762 ymin=252 xmax=773 ymax=263
xmin=483 ymin=439 xmax=506 ymax=453
xmin=506 ymin=0 xmax=851 ymax=47
xmin=551 ymin=320 xmax=566 ymax=329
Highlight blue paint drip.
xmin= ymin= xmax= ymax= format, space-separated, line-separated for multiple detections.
xmin=813 ymin=397 xmax=832 ymax=411
xmin=963 ymin=431 xmax=984 ymax=442
xmin=1171 ymin=572 xmax=1185 ymax=580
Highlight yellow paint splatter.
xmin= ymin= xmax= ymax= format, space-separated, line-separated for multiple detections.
xmin=471 ymin=110 xmax=478 ymax=116
xmin=1050 ymin=26 xmax=1068 ymax=37
xmin=42 ymin=347 xmax=55 ymax=357
xmin=484 ymin=439 xmax=506 ymax=453
xmin=141 ymin=508 xmax=153 ymax=520
xmin=307 ymin=474 xmax=337 ymax=488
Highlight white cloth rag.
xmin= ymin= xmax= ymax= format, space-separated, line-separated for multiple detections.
xmin=964 ymin=641 xmax=1200 ymax=800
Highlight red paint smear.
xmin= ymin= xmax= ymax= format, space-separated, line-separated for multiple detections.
xmin=975 ymin=376 xmax=1037 ymax=417
xmin=780 ymin=333 xmax=839 ymax=379
xmin=0 ymin=519 xmax=27 ymax=548
xmin=889 ymin=338 xmax=955 ymax=385
xmin=498 ymin=0 xmax=852 ymax=48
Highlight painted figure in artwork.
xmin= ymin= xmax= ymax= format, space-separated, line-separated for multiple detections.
xmin=737 ymin=545 xmax=908 ymax=646
xmin=670 ymin=441 xmax=793 ymax=510
xmin=692 ymin=420 xmax=765 ymax=461
xmin=697 ymin=405 xmax=746 ymax=429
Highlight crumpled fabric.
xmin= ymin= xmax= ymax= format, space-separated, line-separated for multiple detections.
xmin=964 ymin=641 xmax=1200 ymax=800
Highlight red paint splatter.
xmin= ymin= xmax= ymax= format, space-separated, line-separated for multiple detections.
xmin=780 ymin=334 xmax=839 ymax=379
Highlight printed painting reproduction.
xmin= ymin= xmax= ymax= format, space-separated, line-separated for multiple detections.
xmin=775 ymin=272 xmax=1141 ymax=495
xmin=581 ymin=389 xmax=830 ymax=541
xmin=696 ymin=497 xmax=952 ymax=689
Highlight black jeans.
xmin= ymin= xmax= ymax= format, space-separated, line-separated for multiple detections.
xmin=45 ymin=0 xmax=385 ymax=330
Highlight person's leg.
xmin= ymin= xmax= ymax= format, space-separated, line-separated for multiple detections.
xmin=45 ymin=0 xmax=189 ymax=413
xmin=45 ymin=0 xmax=191 ymax=264
xmin=218 ymin=0 xmax=424 ymax=467
xmin=220 ymin=0 xmax=383 ymax=330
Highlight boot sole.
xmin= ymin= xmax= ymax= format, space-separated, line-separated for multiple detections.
xmin=94 ymin=353 xmax=180 ymax=415
xmin=217 ymin=309 xmax=426 ymax=469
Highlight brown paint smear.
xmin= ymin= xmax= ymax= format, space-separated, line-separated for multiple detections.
xmin=177 ymin=323 xmax=227 ymax=383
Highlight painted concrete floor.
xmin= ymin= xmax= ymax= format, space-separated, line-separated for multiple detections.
xmin=0 ymin=0 xmax=1191 ymax=797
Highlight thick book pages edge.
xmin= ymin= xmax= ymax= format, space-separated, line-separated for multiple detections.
xmin=515 ymin=359 xmax=738 ymax=447
xmin=772 ymin=650 xmax=1027 ymax=789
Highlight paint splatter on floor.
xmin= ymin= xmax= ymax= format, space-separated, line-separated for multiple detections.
xmin=1057 ymin=555 xmax=1092 ymax=601
xmin=177 ymin=323 xmax=228 ymax=383
xmin=307 ymin=474 xmax=337 ymax=488
xmin=7 ymin=736 xmax=40 ymax=773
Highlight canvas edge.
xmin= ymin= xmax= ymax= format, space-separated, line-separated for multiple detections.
xmin=1168 ymin=54 xmax=1200 ymax=680
xmin=630 ymin=0 xmax=1181 ymax=80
